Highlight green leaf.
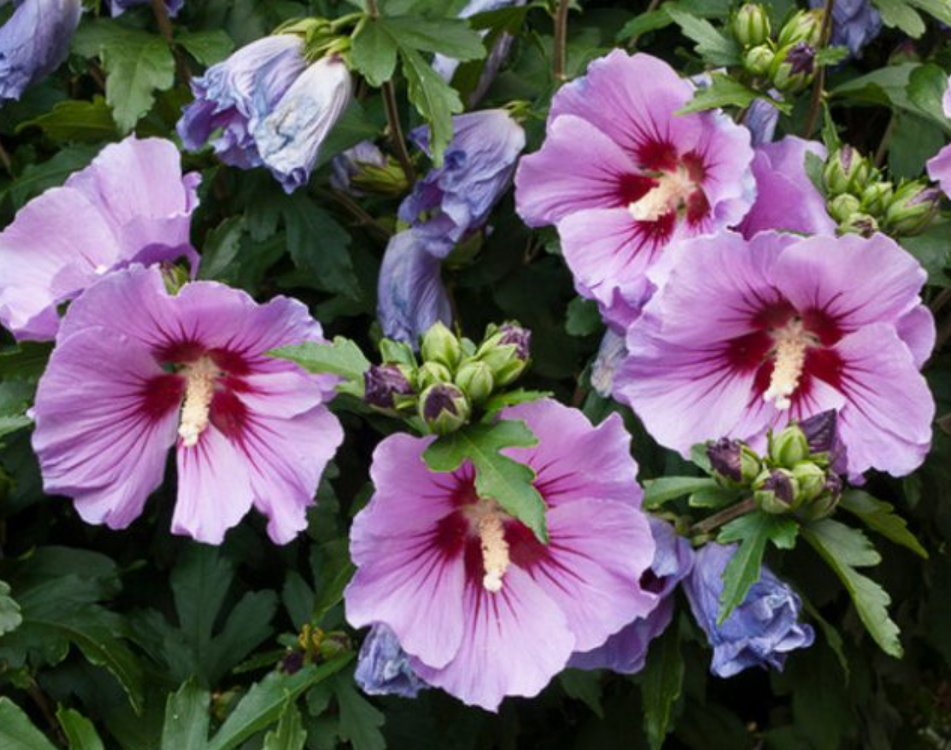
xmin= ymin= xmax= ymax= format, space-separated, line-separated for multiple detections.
xmin=0 ymin=382 xmax=32 ymax=441
xmin=351 ymin=18 xmax=399 ymax=87
xmin=565 ymin=297 xmax=602 ymax=337
xmin=3 ymin=146 xmax=98 ymax=208
xmin=838 ymin=489 xmax=928 ymax=559
xmin=176 ymin=30 xmax=235 ymax=66
xmin=208 ymin=658 xmax=353 ymax=750
xmin=641 ymin=624 xmax=685 ymax=750
xmin=801 ymin=518 xmax=903 ymax=657
xmin=907 ymin=63 xmax=951 ymax=133
xmin=17 ymin=97 xmax=117 ymax=143
xmin=482 ymin=389 xmax=553 ymax=415
xmin=161 ymin=680 xmax=210 ymax=750
xmin=872 ymin=0 xmax=926 ymax=36
xmin=643 ymin=476 xmax=720 ymax=510
xmin=665 ymin=6 xmax=741 ymax=66
xmin=57 ymin=708 xmax=105 ymax=750
xmin=559 ymin=670 xmax=604 ymax=718
xmin=400 ymin=46 xmax=464 ymax=166
xmin=334 ymin=672 xmax=386 ymax=750
xmin=385 ymin=16 xmax=485 ymax=59
xmin=689 ymin=485 xmax=738 ymax=509
xmin=0 ymin=581 xmax=21 ymax=636
xmin=0 ymin=697 xmax=58 ymax=750
xmin=423 ymin=419 xmax=548 ymax=542
xmin=900 ymin=223 xmax=951 ymax=286
xmin=311 ymin=539 xmax=356 ymax=624
xmin=263 ymin=705 xmax=306 ymax=750
xmin=717 ymin=513 xmax=798 ymax=624
xmin=679 ymin=75 xmax=789 ymax=116
xmin=616 ymin=8 xmax=675 ymax=41
xmin=804 ymin=150 xmax=827 ymax=197
xmin=908 ymin=0 xmax=951 ymax=25
xmin=269 ymin=337 xmax=371 ymax=399
xmin=282 ymin=194 xmax=359 ymax=298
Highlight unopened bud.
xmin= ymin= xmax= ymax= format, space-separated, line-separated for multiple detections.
xmin=754 ymin=469 xmax=800 ymax=514
xmin=743 ymin=44 xmax=775 ymax=76
xmin=476 ymin=323 xmax=531 ymax=387
xmin=799 ymin=409 xmax=847 ymax=472
xmin=838 ymin=212 xmax=878 ymax=237
xmin=798 ymin=473 xmax=842 ymax=520
xmin=419 ymin=383 xmax=470 ymax=435
xmin=416 ymin=361 xmax=453 ymax=390
xmin=769 ymin=424 xmax=810 ymax=467
xmin=420 ymin=322 xmax=462 ymax=370
xmin=707 ymin=438 xmax=761 ymax=486
xmin=824 ymin=146 xmax=872 ymax=195
xmin=364 ymin=364 xmax=414 ymax=410
xmin=884 ymin=182 xmax=940 ymax=236
xmin=770 ymin=42 xmax=816 ymax=92
xmin=791 ymin=461 xmax=826 ymax=504
xmin=776 ymin=9 xmax=823 ymax=47
xmin=454 ymin=360 xmax=495 ymax=404
xmin=860 ymin=181 xmax=893 ymax=214
xmin=829 ymin=193 xmax=861 ymax=224
xmin=733 ymin=4 xmax=771 ymax=48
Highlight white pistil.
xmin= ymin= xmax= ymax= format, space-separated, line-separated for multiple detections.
xmin=178 ymin=357 xmax=220 ymax=448
xmin=628 ymin=166 xmax=694 ymax=223
xmin=474 ymin=503 xmax=510 ymax=593
xmin=763 ymin=319 xmax=816 ymax=410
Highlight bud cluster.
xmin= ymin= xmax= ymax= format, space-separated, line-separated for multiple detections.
xmin=706 ymin=411 xmax=846 ymax=521
xmin=734 ymin=7 xmax=825 ymax=93
xmin=363 ymin=321 xmax=532 ymax=436
xmin=823 ymin=146 xmax=940 ymax=237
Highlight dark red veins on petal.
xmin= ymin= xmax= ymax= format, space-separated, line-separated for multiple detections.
xmin=685 ymin=190 xmax=711 ymax=225
xmin=156 ymin=339 xmax=206 ymax=366
xmin=636 ymin=140 xmax=679 ymax=172
xmin=799 ymin=307 xmax=844 ymax=346
xmin=209 ymin=388 xmax=250 ymax=440
xmin=140 ymin=374 xmax=185 ymax=420
xmin=616 ymin=172 xmax=658 ymax=207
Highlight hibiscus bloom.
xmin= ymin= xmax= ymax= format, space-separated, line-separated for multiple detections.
xmin=927 ymin=76 xmax=951 ymax=199
xmin=614 ymin=231 xmax=935 ymax=477
xmin=514 ymin=50 xmax=755 ymax=329
xmin=32 ymin=266 xmax=343 ymax=544
xmin=0 ymin=136 xmax=200 ymax=341
xmin=345 ymin=399 xmax=656 ymax=710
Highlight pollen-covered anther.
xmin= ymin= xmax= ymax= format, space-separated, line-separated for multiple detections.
xmin=476 ymin=505 xmax=510 ymax=593
xmin=763 ymin=319 xmax=816 ymax=410
xmin=178 ymin=356 xmax=220 ymax=448
xmin=629 ymin=166 xmax=694 ymax=223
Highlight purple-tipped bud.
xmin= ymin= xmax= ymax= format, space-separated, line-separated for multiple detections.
xmin=419 ymin=383 xmax=470 ymax=435
xmin=884 ymin=182 xmax=941 ymax=236
xmin=280 ymin=650 xmax=305 ymax=675
xmin=754 ymin=469 xmax=800 ymax=514
xmin=499 ymin=324 xmax=532 ymax=359
xmin=824 ymin=146 xmax=872 ymax=195
xmin=708 ymin=438 xmax=743 ymax=482
xmin=799 ymin=409 xmax=847 ymax=473
xmin=477 ymin=322 xmax=532 ymax=386
xmin=364 ymin=364 xmax=414 ymax=410
xmin=787 ymin=42 xmax=816 ymax=74
xmin=839 ymin=212 xmax=878 ymax=238
xmin=770 ymin=43 xmax=817 ymax=92
xmin=799 ymin=473 xmax=842 ymax=520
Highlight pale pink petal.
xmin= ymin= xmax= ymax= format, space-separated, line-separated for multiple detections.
xmin=896 ymin=305 xmax=936 ymax=369
xmin=927 ymin=143 xmax=951 ymax=199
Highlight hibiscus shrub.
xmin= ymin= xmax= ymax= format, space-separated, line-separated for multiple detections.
xmin=1 ymin=0 xmax=951 ymax=748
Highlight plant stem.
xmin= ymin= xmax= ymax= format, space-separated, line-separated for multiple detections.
xmin=27 ymin=684 xmax=67 ymax=747
xmin=0 ymin=138 xmax=12 ymax=177
xmin=553 ymin=0 xmax=572 ymax=82
xmin=320 ymin=188 xmax=392 ymax=241
xmin=931 ymin=288 xmax=951 ymax=315
xmin=365 ymin=0 xmax=379 ymax=16
xmin=802 ymin=0 xmax=835 ymax=137
xmin=627 ymin=0 xmax=664 ymax=49
xmin=690 ymin=497 xmax=757 ymax=537
xmin=150 ymin=0 xmax=192 ymax=85
xmin=381 ymin=81 xmax=416 ymax=185
xmin=873 ymin=112 xmax=895 ymax=167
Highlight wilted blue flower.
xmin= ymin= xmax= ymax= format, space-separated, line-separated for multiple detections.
xmin=178 ymin=35 xmax=307 ymax=169
xmin=355 ymin=624 xmax=429 ymax=698
xmin=590 ymin=330 xmax=626 ymax=397
xmin=433 ymin=0 xmax=527 ymax=105
xmin=253 ymin=54 xmax=354 ymax=193
xmin=809 ymin=0 xmax=881 ymax=58
xmin=109 ymin=0 xmax=182 ymax=17
xmin=684 ymin=543 xmax=814 ymax=678
xmin=377 ymin=229 xmax=454 ymax=344
xmin=745 ymin=97 xmax=780 ymax=146
xmin=399 ymin=109 xmax=526 ymax=243
xmin=570 ymin=518 xmax=694 ymax=674
xmin=0 ymin=0 xmax=82 ymax=103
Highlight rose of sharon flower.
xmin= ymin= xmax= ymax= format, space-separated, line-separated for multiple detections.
xmin=737 ymin=136 xmax=836 ymax=239
xmin=109 ymin=0 xmax=182 ymax=17
xmin=809 ymin=0 xmax=881 ymax=59
xmin=345 ymin=399 xmax=657 ymax=710
xmin=31 ymin=266 xmax=343 ymax=545
xmin=0 ymin=0 xmax=82 ymax=103
xmin=0 ymin=136 xmax=200 ymax=342
xmin=515 ymin=50 xmax=756 ymax=330
xmin=570 ymin=518 xmax=694 ymax=674
xmin=684 ymin=543 xmax=814 ymax=678
xmin=355 ymin=624 xmax=429 ymax=698
xmin=927 ymin=76 xmax=951 ymax=199
xmin=614 ymin=231 xmax=935 ymax=477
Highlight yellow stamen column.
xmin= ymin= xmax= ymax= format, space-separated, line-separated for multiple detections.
xmin=178 ymin=357 xmax=219 ymax=447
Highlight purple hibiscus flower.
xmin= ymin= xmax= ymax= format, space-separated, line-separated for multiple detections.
xmin=0 ymin=136 xmax=200 ymax=342
xmin=355 ymin=624 xmax=429 ymax=698
xmin=178 ymin=37 xmax=352 ymax=193
xmin=570 ymin=518 xmax=694 ymax=674
xmin=514 ymin=50 xmax=756 ymax=330
xmin=613 ymin=231 xmax=935 ymax=478
xmin=737 ymin=136 xmax=836 ymax=238
xmin=31 ymin=265 xmax=343 ymax=545
xmin=109 ymin=0 xmax=182 ymax=17
xmin=685 ymin=543 xmax=815 ymax=678
xmin=0 ymin=0 xmax=82 ymax=103
xmin=927 ymin=76 xmax=951 ymax=198
xmin=809 ymin=0 xmax=881 ymax=58
xmin=345 ymin=399 xmax=657 ymax=711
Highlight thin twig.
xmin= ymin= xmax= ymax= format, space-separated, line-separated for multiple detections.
xmin=627 ymin=0 xmax=664 ymax=50
xmin=150 ymin=0 xmax=192 ymax=85
xmin=0 ymin=138 xmax=13 ymax=178
xmin=689 ymin=497 xmax=757 ymax=537
xmin=27 ymin=684 xmax=67 ymax=747
xmin=365 ymin=0 xmax=379 ymax=15
xmin=381 ymin=81 xmax=416 ymax=184
xmin=874 ymin=113 xmax=895 ymax=167
xmin=553 ymin=0 xmax=572 ymax=82
xmin=802 ymin=0 xmax=835 ymax=137
xmin=320 ymin=188 xmax=392 ymax=241
xmin=931 ymin=288 xmax=951 ymax=315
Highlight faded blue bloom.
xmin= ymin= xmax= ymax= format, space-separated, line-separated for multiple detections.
xmin=400 ymin=109 xmax=526 ymax=243
xmin=809 ymin=0 xmax=881 ymax=58
xmin=177 ymin=35 xmax=307 ymax=170
xmin=590 ymin=329 xmax=626 ymax=397
xmin=0 ymin=0 xmax=82 ymax=103
xmin=109 ymin=0 xmax=183 ymax=17
xmin=745 ymin=97 xmax=779 ymax=146
xmin=253 ymin=54 xmax=353 ymax=193
xmin=355 ymin=624 xmax=428 ymax=698
xmin=684 ymin=543 xmax=815 ymax=678
xmin=377 ymin=229 xmax=454 ymax=344
xmin=433 ymin=0 xmax=527 ymax=105
xmin=330 ymin=141 xmax=388 ymax=196
xmin=570 ymin=519 xmax=694 ymax=674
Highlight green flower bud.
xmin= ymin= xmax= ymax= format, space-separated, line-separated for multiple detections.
xmin=884 ymin=182 xmax=941 ymax=236
xmin=454 ymin=360 xmax=495 ymax=404
xmin=754 ymin=469 xmax=801 ymax=514
xmin=838 ymin=212 xmax=879 ymax=238
xmin=317 ymin=632 xmax=351 ymax=660
xmin=823 ymin=146 xmax=872 ymax=196
xmin=419 ymin=383 xmax=470 ymax=435
xmin=416 ymin=361 xmax=453 ymax=390
xmin=798 ymin=473 xmax=842 ymax=520
xmin=420 ymin=322 xmax=462 ymax=370
xmin=776 ymin=9 xmax=823 ymax=48
xmin=769 ymin=424 xmax=810 ymax=467
xmin=860 ymin=181 xmax=893 ymax=215
xmin=769 ymin=42 xmax=816 ymax=93
xmin=706 ymin=438 xmax=762 ymax=487
xmin=364 ymin=364 xmax=415 ymax=412
xmin=791 ymin=461 xmax=826 ymax=504
xmin=743 ymin=44 xmax=776 ymax=76
xmin=476 ymin=323 xmax=531 ymax=387
xmin=828 ymin=193 xmax=861 ymax=224
xmin=733 ymin=4 xmax=771 ymax=48
xmin=350 ymin=158 xmax=410 ymax=198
